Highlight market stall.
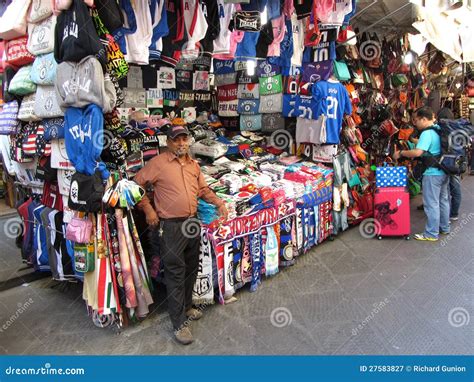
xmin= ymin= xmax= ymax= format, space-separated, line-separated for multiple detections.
xmin=0 ymin=0 xmax=472 ymax=329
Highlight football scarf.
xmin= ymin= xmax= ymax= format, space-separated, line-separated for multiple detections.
xmin=106 ymin=211 xmax=127 ymax=311
xmin=193 ymin=228 xmax=215 ymax=305
xmin=264 ymin=225 xmax=279 ymax=276
xmin=122 ymin=212 xmax=153 ymax=318
xmin=96 ymin=213 xmax=118 ymax=316
xmin=223 ymin=241 xmax=235 ymax=299
xmin=232 ymin=239 xmax=244 ymax=291
xmin=241 ymin=235 xmax=252 ymax=285
xmin=280 ymin=217 xmax=295 ymax=267
xmin=214 ymin=242 xmax=225 ymax=304
xmin=250 ymin=231 xmax=262 ymax=292
xmin=294 ymin=207 xmax=304 ymax=256
xmin=114 ymin=209 xmax=138 ymax=311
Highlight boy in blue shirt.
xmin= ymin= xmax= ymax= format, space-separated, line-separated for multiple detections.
xmin=393 ymin=107 xmax=450 ymax=241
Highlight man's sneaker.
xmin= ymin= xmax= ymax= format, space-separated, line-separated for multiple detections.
xmin=450 ymin=216 xmax=459 ymax=221
xmin=186 ymin=308 xmax=203 ymax=321
xmin=413 ymin=233 xmax=438 ymax=241
xmin=440 ymin=231 xmax=450 ymax=235
xmin=174 ymin=326 xmax=193 ymax=345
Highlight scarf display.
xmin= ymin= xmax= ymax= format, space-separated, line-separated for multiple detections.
xmin=264 ymin=225 xmax=279 ymax=277
xmin=192 ymin=228 xmax=215 ymax=305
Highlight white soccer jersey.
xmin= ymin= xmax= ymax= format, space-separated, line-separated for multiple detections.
xmin=213 ymin=0 xmax=236 ymax=55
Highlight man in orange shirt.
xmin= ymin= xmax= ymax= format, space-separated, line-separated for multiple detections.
xmin=135 ymin=125 xmax=228 ymax=345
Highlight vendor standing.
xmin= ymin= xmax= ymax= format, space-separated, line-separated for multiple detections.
xmin=134 ymin=125 xmax=228 ymax=345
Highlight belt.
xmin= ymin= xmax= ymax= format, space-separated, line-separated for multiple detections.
xmin=159 ymin=215 xmax=196 ymax=222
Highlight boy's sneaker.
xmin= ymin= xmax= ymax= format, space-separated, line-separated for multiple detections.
xmin=413 ymin=233 xmax=438 ymax=241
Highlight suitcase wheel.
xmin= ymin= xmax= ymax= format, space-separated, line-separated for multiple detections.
xmin=378 ymin=236 xmax=383 ymax=240
xmin=405 ymin=235 xmax=410 ymax=240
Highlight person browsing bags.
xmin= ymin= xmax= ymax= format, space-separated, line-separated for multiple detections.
xmin=134 ymin=125 xmax=228 ymax=345
xmin=393 ymin=106 xmax=450 ymax=241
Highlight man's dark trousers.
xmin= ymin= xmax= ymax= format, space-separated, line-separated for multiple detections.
xmin=158 ymin=218 xmax=200 ymax=330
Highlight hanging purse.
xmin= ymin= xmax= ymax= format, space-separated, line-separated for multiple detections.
xmin=333 ymin=61 xmax=351 ymax=82
xmin=427 ymin=51 xmax=446 ymax=74
xmin=8 ymin=65 xmax=37 ymax=96
xmin=0 ymin=100 xmax=20 ymax=135
xmin=73 ymin=241 xmax=96 ymax=273
xmin=0 ymin=0 xmax=31 ymax=40
xmin=18 ymin=93 xmax=41 ymax=122
xmin=65 ymin=214 xmax=93 ymax=243
xmin=27 ymin=15 xmax=56 ymax=55
xmin=391 ymin=73 xmax=409 ymax=87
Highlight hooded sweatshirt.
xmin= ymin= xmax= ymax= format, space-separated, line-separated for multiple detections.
xmin=64 ymin=104 xmax=109 ymax=179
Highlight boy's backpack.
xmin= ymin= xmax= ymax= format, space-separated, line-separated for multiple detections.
xmin=424 ymin=119 xmax=473 ymax=175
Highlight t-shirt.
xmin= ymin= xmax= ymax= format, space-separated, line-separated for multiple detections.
xmin=290 ymin=13 xmax=305 ymax=67
xmin=282 ymin=94 xmax=297 ymax=117
xmin=312 ymin=79 xmax=352 ymax=144
xmin=416 ymin=126 xmax=445 ymax=176
xmin=296 ymin=116 xmax=325 ymax=145
xmin=213 ymin=1 xmax=235 ymax=55
xmin=318 ymin=0 xmax=353 ymax=26
xmin=259 ymin=74 xmax=283 ymax=95
xmin=267 ymin=15 xmax=286 ymax=57
xmin=235 ymin=31 xmax=260 ymax=59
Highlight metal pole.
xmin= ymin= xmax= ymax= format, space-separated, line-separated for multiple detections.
xmin=350 ymin=0 xmax=379 ymax=21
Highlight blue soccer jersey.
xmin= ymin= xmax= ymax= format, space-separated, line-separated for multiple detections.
xmin=312 ymin=80 xmax=352 ymax=144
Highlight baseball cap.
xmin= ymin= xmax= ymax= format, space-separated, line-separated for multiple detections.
xmin=167 ymin=125 xmax=190 ymax=139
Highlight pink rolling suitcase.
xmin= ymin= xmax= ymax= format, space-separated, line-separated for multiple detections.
xmin=374 ymin=186 xmax=411 ymax=240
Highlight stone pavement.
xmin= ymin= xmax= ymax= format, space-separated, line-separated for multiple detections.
xmin=0 ymin=177 xmax=472 ymax=355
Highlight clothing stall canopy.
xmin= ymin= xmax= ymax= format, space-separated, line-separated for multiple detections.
xmin=351 ymin=0 xmax=474 ymax=62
